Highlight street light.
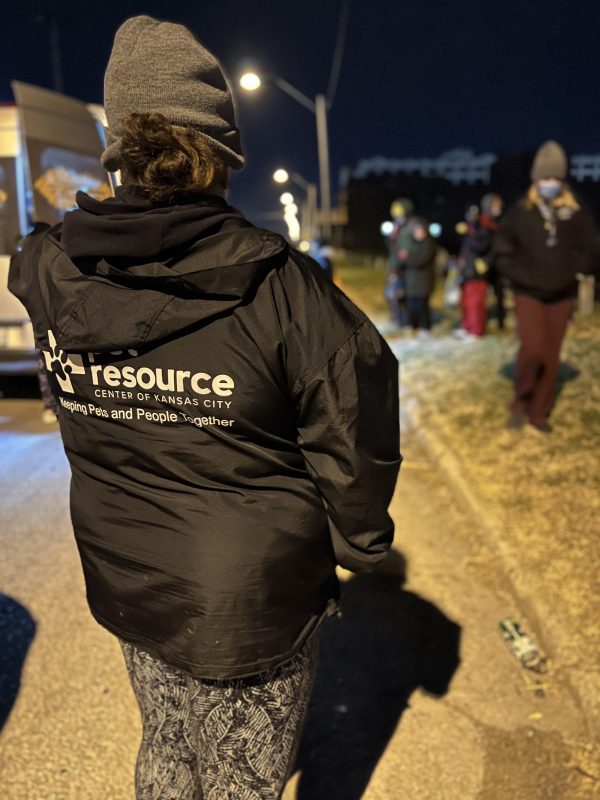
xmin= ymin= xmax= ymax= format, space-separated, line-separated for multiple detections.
xmin=283 ymin=204 xmax=301 ymax=242
xmin=273 ymin=168 xmax=289 ymax=184
xmin=273 ymin=169 xmax=317 ymax=240
xmin=276 ymin=189 xmax=301 ymax=242
xmin=240 ymin=71 xmax=331 ymax=237
xmin=239 ymin=72 xmax=261 ymax=91
xmin=240 ymin=72 xmax=261 ymax=91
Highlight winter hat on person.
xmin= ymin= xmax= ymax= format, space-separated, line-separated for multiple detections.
xmin=480 ymin=193 xmax=502 ymax=214
xmin=390 ymin=197 xmax=415 ymax=219
xmin=530 ymin=141 xmax=567 ymax=181
xmin=101 ymin=15 xmax=244 ymax=172
xmin=408 ymin=216 xmax=429 ymax=235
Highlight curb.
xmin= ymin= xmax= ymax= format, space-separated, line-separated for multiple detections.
xmin=399 ymin=388 xmax=536 ymax=610
xmin=399 ymin=385 xmax=594 ymax=733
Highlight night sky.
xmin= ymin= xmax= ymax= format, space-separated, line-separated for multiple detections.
xmin=2 ymin=0 xmax=599 ymax=224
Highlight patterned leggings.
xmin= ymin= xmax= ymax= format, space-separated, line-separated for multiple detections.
xmin=120 ymin=637 xmax=318 ymax=800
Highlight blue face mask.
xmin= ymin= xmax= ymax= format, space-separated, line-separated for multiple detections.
xmin=538 ymin=181 xmax=562 ymax=200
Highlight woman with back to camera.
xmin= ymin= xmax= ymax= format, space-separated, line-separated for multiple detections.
xmin=9 ymin=15 xmax=401 ymax=800
xmin=494 ymin=141 xmax=595 ymax=433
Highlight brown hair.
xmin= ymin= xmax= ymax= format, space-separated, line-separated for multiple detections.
xmin=118 ymin=112 xmax=228 ymax=203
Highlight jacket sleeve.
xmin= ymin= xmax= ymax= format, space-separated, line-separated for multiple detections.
xmin=493 ymin=205 xmax=520 ymax=283
xmin=273 ymin=251 xmax=402 ymax=571
xmin=8 ymin=223 xmax=53 ymax=346
xmin=294 ymin=319 xmax=401 ymax=572
xmin=471 ymin=227 xmax=493 ymax=256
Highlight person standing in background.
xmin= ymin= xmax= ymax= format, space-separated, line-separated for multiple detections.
xmin=403 ymin=217 xmax=437 ymax=338
xmin=456 ymin=194 xmax=504 ymax=341
xmin=385 ymin=198 xmax=414 ymax=328
xmin=494 ymin=141 xmax=596 ymax=433
xmin=481 ymin=193 xmax=506 ymax=330
xmin=36 ymin=346 xmax=60 ymax=423
xmin=308 ymin=236 xmax=334 ymax=282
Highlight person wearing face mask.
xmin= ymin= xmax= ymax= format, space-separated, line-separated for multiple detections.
xmin=494 ymin=141 xmax=596 ymax=433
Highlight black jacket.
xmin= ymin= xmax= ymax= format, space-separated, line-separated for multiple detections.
xmin=494 ymin=198 xmax=595 ymax=302
xmin=404 ymin=236 xmax=437 ymax=298
xmin=9 ymin=188 xmax=401 ymax=679
xmin=459 ymin=218 xmax=496 ymax=283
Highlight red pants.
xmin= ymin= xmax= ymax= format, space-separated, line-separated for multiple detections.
xmin=461 ymin=280 xmax=487 ymax=336
xmin=512 ymin=295 xmax=573 ymax=425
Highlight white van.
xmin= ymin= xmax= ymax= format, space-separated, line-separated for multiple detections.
xmin=0 ymin=83 xmax=110 ymax=372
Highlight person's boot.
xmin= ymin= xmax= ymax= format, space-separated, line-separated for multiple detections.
xmin=529 ymin=420 xmax=552 ymax=434
xmin=506 ymin=408 xmax=527 ymax=430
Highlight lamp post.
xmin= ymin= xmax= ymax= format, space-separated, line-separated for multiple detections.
xmin=240 ymin=73 xmax=331 ymax=238
xmin=278 ymin=194 xmax=301 ymax=242
xmin=273 ymin=168 xmax=318 ymax=240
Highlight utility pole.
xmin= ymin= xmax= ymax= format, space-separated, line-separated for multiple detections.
xmin=50 ymin=15 xmax=64 ymax=93
xmin=315 ymin=94 xmax=331 ymax=238
xmin=34 ymin=10 xmax=64 ymax=94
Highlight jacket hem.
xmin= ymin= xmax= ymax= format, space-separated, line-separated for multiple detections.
xmin=90 ymin=600 xmax=337 ymax=680
xmin=512 ymin=285 xmax=577 ymax=303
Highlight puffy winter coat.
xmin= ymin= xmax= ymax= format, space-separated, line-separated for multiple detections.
xmin=494 ymin=195 xmax=596 ymax=302
xmin=9 ymin=187 xmax=401 ymax=679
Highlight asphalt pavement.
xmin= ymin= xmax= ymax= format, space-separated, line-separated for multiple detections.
xmin=0 ymin=381 xmax=596 ymax=799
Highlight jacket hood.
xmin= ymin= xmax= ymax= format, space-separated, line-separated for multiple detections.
xmin=25 ymin=187 xmax=288 ymax=353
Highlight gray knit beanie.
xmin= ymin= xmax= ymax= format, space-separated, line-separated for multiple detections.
xmin=480 ymin=193 xmax=502 ymax=214
xmin=530 ymin=140 xmax=567 ymax=181
xmin=101 ymin=15 xmax=244 ymax=172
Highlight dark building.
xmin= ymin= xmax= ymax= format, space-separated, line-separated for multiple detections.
xmin=340 ymin=149 xmax=600 ymax=255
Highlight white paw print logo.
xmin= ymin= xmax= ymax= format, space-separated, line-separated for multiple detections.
xmin=43 ymin=330 xmax=86 ymax=394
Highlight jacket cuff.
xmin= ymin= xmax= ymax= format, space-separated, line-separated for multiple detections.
xmin=329 ymin=519 xmax=393 ymax=573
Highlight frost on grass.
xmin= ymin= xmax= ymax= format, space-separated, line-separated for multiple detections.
xmin=340 ymin=262 xmax=599 ymax=711
xmin=395 ymin=311 xmax=600 ymax=664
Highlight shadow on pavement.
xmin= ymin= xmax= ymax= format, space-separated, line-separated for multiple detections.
xmin=499 ymin=361 xmax=580 ymax=402
xmin=293 ymin=550 xmax=461 ymax=800
xmin=0 ymin=593 xmax=36 ymax=730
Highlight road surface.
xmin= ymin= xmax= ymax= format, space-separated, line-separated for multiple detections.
xmin=0 ymin=381 xmax=596 ymax=799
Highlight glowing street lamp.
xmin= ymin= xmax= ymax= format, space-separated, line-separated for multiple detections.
xmin=240 ymin=71 xmax=331 ymax=237
xmin=273 ymin=168 xmax=289 ymax=184
xmin=273 ymin=170 xmax=317 ymax=240
xmin=282 ymin=201 xmax=301 ymax=242
xmin=279 ymin=192 xmax=294 ymax=205
xmin=239 ymin=72 xmax=261 ymax=91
